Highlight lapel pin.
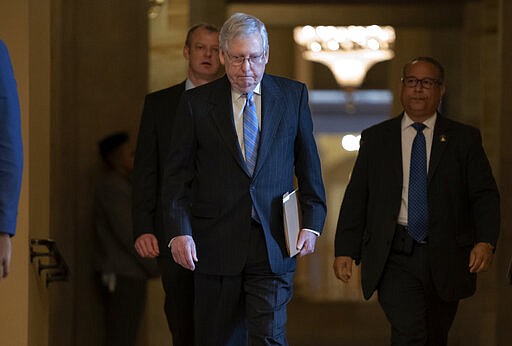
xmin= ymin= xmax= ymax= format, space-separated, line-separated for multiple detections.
xmin=440 ymin=135 xmax=447 ymax=142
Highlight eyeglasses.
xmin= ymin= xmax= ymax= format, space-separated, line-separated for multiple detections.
xmin=225 ymin=52 xmax=266 ymax=66
xmin=401 ymin=77 xmax=442 ymax=89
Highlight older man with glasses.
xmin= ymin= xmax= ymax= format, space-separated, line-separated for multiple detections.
xmin=162 ymin=12 xmax=326 ymax=346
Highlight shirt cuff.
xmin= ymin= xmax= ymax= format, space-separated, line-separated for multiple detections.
xmin=303 ymin=228 xmax=320 ymax=236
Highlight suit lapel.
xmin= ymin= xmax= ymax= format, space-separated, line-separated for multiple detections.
xmin=385 ymin=115 xmax=404 ymax=190
xmin=428 ymin=115 xmax=450 ymax=183
xmin=252 ymin=74 xmax=286 ymax=178
xmin=209 ymin=76 xmax=247 ymax=172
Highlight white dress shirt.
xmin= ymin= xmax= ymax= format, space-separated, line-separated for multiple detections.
xmin=230 ymin=83 xmax=262 ymax=159
xmin=397 ymin=113 xmax=437 ymax=226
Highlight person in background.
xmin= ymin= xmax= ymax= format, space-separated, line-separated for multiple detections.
xmin=132 ymin=23 xmax=221 ymax=346
xmin=94 ymin=132 xmax=159 ymax=346
xmin=163 ymin=13 xmax=326 ymax=346
xmin=0 ymin=39 xmax=23 ymax=280
xmin=333 ymin=56 xmax=500 ymax=345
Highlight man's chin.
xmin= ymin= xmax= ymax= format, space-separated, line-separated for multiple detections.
xmin=199 ymin=66 xmax=215 ymax=74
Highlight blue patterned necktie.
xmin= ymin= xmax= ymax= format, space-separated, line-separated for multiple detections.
xmin=243 ymin=91 xmax=259 ymax=176
xmin=408 ymin=122 xmax=429 ymax=242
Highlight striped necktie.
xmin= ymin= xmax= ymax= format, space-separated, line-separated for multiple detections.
xmin=243 ymin=91 xmax=259 ymax=176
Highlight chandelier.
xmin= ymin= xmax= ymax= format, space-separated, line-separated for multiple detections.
xmin=148 ymin=0 xmax=166 ymax=19
xmin=293 ymin=25 xmax=395 ymax=90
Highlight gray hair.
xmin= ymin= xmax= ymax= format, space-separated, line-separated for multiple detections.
xmin=219 ymin=13 xmax=269 ymax=53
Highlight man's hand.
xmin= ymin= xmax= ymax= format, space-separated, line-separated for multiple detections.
xmin=333 ymin=256 xmax=353 ymax=283
xmin=134 ymin=233 xmax=160 ymax=258
xmin=296 ymin=229 xmax=317 ymax=257
xmin=469 ymin=242 xmax=495 ymax=273
xmin=0 ymin=233 xmax=12 ymax=280
xmin=170 ymin=235 xmax=198 ymax=271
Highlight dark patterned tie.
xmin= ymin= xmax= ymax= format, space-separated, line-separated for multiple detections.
xmin=243 ymin=91 xmax=259 ymax=176
xmin=408 ymin=122 xmax=429 ymax=242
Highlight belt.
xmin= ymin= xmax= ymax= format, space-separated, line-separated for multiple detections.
xmin=391 ymin=224 xmax=427 ymax=255
xmin=396 ymin=224 xmax=427 ymax=243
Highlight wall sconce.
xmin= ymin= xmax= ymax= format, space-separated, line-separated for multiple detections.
xmin=294 ymin=25 xmax=395 ymax=112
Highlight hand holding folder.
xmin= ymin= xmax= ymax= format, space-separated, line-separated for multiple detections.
xmin=282 ymin=190 xmax=301 ymax=257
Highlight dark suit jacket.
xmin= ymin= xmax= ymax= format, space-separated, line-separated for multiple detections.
xmin=0 ymin=40 xmax=23 ymax=235
xmin=335 ymin=114 xmax=500 ymax=301
xmin=163 ymin=74 xmax=327 ymax=275
xmin=132 ymin=81 xmax=186 ymax=252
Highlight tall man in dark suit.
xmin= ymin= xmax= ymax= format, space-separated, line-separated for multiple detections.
xmin=132 ymin=23 xmax=221 ymax=346
xmin=333 ymin=57 xmax=500 ymax=345
xmin=164 ymin=13 xmax=326 ymax=346
xmin=0 ymin=40 xmax=23 ymax=280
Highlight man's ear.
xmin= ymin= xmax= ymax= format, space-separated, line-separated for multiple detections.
xmin=219 ymin=50 xmax=226 ymax=66
xmin=183 ymin=45 xmax=190 ymax=60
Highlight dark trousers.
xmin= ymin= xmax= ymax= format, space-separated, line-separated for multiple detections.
xmin=378 ymin=227 xmax=459 ymax=346
xmin=103 ymin=275 xmax=147 ymax=346
xmin=159 ymin=256 xmax=195 ymax=346
xmin=194 ymin=221 xmax=295 ymax=346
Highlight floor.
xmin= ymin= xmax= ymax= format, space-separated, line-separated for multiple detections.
xmin=287 ymin=298 xmax=390 ymax=345
xmin=286 ymin=296 xmax=483 ymax=346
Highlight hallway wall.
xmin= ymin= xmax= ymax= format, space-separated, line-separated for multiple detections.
xmin=1 ymin=0 xmax=511 ymax=345
xmin=49 ymin=1 xmax=149 ymax=345
xmin=0 ymin=1 xmax=32 ymax=344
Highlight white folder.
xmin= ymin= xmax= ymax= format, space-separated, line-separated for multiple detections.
xmin=282 ymin=189 xmax=301 ymax=257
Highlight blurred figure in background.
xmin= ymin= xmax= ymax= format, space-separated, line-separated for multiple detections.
xmin=94 ymin=132 xmax=159 ymax=346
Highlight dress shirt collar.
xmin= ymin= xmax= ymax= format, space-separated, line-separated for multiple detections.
xmin=402 ymin=112 xmax=437 ymax=131
xmin=231 ymin=83 xmax=261 ymax=102
xmin=185 ymin=79 xmax=196 ymax=90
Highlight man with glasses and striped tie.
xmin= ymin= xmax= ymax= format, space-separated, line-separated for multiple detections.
xmin=333 ymin=56 xmax=500 ymax=345
xmin=162 ymin=12 xmax=326 ymax=346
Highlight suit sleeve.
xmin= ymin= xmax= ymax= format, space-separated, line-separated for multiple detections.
xmin=334 ymin=129 xmax=370 ymax=260
xmin=293 ymin=83 xmax=327 ymax=234
xmin=0 ymin=40 xmax=23 ymax=236
xmin=132 ymin=95 xmax=159 ymax=239
xmin=465 ymin=128 xmax=500 ymax=247
xmin=161 ymin=92 xmax=196 ymax=241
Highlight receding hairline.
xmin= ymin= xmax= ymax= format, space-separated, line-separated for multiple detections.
xmin=402 ymin=56 xmax=445 ymax=82
xmin=185 ymin=23 xmax=219 ymax=47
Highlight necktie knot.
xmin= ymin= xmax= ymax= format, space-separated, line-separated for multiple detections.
xmin=412 ymin=122 xmax=426 ymax=133
xmin=244 ymin=91 xmax=254 ymax=104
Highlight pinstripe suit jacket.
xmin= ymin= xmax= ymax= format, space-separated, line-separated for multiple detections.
xmin=132 ymin=81 xmax=186 ymax=252
xmin=163 ymin=74 xmax=327 ymax=275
